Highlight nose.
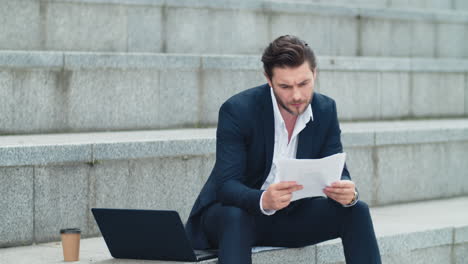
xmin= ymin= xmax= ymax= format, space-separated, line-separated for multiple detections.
xmin=292 ymin=87 xmax=302 ymax=102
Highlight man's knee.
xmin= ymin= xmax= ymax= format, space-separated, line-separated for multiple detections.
xmin=217 ymin=206 xmax=256 ymax=246
xmin=354 ymin=200 xmax=369 ymax=210
xmin=220 ymin=206 xmax=254 ymax=229
xmin=349 ymin=200 xmax=372 ymax=220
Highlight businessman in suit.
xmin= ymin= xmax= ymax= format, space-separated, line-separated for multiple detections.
xmin=186 ymin=35 xmax=382 ymax=263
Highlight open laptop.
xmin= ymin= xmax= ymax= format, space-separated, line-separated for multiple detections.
xmin=91 ymin=208 xmax=217 ymax=262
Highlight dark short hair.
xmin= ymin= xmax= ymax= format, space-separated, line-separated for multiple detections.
xmin=261 ymin=35 xmax=317 ymax=80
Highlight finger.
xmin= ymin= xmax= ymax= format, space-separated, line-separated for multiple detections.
xmin=325 ymin=192 xmax=350 ymax=201
xmin=325 ymin=190 xmax=352 ymax=200
xmin=272 ymin=198 xmax=291 ymax=210
xmin=275 ymin=181 xmax=301 ymax=190
xmin=326 ymin=184 xmax=353 ymax=191
xmin=276 ymin=185 xmax=303 ymax=196
xmin=331 ymin=180 xmax=354 ymax=188
xmin=278 ymin=193 xmax=292 ymax=203
xmin=288 ymin=184 xmax=303 ymax=192
xmin=326 ymin=193 xmax=349 ymax=205
xmin=324 ymin=187 xmax=352 ymax=195
xmin=278 ymin=201 xmax=290 ymax=210
xmin=275 ymin=185 xmax=304 ymax=195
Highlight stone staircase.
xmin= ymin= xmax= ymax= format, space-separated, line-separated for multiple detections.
xmin=1 ymin=197 xmax=467 ymax=263
xmin=0 ymin=0 xmax=467 ymax=263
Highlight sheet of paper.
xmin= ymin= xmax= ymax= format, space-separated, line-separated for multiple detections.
xmin=275 ymin=153 xmax=346 ymax=202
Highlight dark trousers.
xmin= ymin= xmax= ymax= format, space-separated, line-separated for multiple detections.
xmin=201 ymin=197 xmax=382 ymax=264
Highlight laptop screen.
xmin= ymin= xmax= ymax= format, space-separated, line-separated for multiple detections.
xmin=92 ymin=208 xmax=199 ymax=261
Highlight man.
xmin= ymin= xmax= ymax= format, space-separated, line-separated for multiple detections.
xmin=186 ymin=35 xmax=382 ymax=263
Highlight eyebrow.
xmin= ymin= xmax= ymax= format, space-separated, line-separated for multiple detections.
xmin=277 ymin=79 xmax=311 ymax=86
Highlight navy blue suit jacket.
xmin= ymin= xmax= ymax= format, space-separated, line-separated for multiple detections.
xmin=185 ymin=84 xmax=351 ymax=249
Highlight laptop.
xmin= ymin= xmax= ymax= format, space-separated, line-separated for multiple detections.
xmin=91 ymin=208 xmax=217 ymax=262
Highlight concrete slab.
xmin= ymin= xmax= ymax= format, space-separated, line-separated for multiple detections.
xmin=437 ymin=23 xmax=468 ymax=58
xmin=45 ymin=2 xmax=127 ymax=52
xmin=159 ymin=70 xmax=200 ymax=128
xmin=252 ymin=246 xmax=316 ymax=264
xmin=201 ymin=70 xmax=265 ymax=125
xmin=0 ymin=70 xmax=13 ymax=134
xmin=465 ymin=73 xmax=468 ymax=116
xmin=360 ymin=18 xmax=412 ymax=57
xmin=0 ymin=167 xmax=34 ymax=247
xmin=293 ymin=0 xmax=456 ymax=10
xmin=0 ymin=144 xmax=92 ymax=168
xmin=64 ymin=53 xmax=201 ymax=70
xmin=375 ymin=143 xmax=464 ymax=205
xmin=271 ymin=13 xmax=358 ymax=56
xmin=1 ymin=52 xmax=468 ymax=133
xmin=454 ymin=243 xmax=468 ymax=264
xmin=165 ymin=7 xmax=268 ymax=55
xmin=343 ymin=147 xmax=375 ymax=205
xmin=0 ymin=0 xmax=40 ymax=50
xmin=410 ymin=21 xmax=436 ymax=58
xmin=411 ymin=72 xmax=465 ymax=117
xmin=124 ymin=157 xmax=203 ymax=223
xmin=455 ymin=226 xmax=468 ymax=244
xmin=34 ymin=164 xmax=90 ymax=243
xmin=67 ymin=69 xmax=160 ymax=131
xmin=380 ymin=245 xmax=452 ymax=264
xmin=8 ymin=70 xmax=67 ymax=134
xmin=127 ymin=6 xmax=163 ymax=53
xmin=1 ymin=0 xmax=468 ymax=56
xmin=372 ymin=119 xmax=468 ymax=145
xmin=87 ymin=160 xmax=131 ymax=236
xmin=380 ymin=72 xmax=410 ymax=119
xmin=0 ymin=67 xmax=69 ymax=135
xmin=0 ymin=51 xmax=63 ymax=69
xmin=92 ymin=135 xmax=215 ymax=162
xmin=445 ymin=142 xmax=468 ymax=196
xmin=319 ymin=71 xmax=380 ymax=120
xmin=2 ymin=119 xmax=468 ymax=167
xmin=88 ymin=155 xmax=210 ymax=232
xmin=201 ymin=55 xmax=261 ymax=71
xmin=340 ymin=129 xmax=374 ymax=147
xmin=454 ymin=0 xmax=468 ymax=10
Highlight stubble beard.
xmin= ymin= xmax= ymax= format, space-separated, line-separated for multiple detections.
xmin=273 ymin=89 xmax=313 ymax=117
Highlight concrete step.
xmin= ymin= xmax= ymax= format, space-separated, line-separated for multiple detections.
xmin=1 ymin=0 xmax=468 ymax=57
xmin=0 ymin=196 xmax=466 ymax=263
xmin=1 ymin=51 xmax=468 ymax=134
xmin=1 ymin=119 xmax=468 ymax=247
xmin=271 ymin=0 xmax=468 ymax=11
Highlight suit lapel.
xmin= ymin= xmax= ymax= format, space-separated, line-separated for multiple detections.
xmin=296 ymin=119 xmax=317 ymax=159
xmin=297 ymin=95 xmax=317 ymax=159
xmin=262 ymin=86 xmax=275 ymax=181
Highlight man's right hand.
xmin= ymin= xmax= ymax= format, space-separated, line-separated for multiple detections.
xmin=262 ymin=181 xmax=303 ymax=211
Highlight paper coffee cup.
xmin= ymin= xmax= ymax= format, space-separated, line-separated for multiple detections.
xmin=60 ymin=228 xmax=81 ymax=262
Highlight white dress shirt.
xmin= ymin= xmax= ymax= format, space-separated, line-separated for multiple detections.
xmin=259 ymin=87 xmax=313 ymax=215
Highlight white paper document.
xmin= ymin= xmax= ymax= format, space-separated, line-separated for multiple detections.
xmin=275 ymin=153 xmax=346 ymax=202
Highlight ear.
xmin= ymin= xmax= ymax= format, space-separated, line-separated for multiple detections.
xmin=312 ymin=68 xmax=317 ymax=80
xmin=264 ymin=72 xmax=273 ymax=88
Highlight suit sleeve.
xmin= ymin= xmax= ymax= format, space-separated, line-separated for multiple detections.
xmin=319 ymin=100 xmax=351 ymax=181
xmin=213 ymin=101 xmax=264 ymax=215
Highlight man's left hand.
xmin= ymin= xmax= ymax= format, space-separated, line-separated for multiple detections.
xmin=323 ymin=180 xmax=356 ymax=205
